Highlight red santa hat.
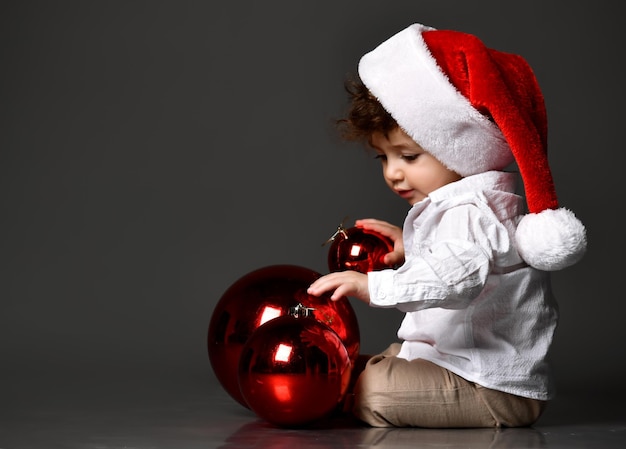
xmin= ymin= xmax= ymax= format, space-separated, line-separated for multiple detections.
xmin=358 ymin=23 xmax=586 ymax=271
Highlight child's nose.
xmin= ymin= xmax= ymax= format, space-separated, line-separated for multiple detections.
xmin=384 ymin=161 xmax=403 ymax=181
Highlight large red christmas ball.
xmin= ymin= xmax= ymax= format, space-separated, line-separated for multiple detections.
xmin=207 ymin=264 xmax=360 ymax=407
xmin=327 ymin=225 xmax=395 ymax=273
xmin=238 ymin=310 xmax=352 ymax=427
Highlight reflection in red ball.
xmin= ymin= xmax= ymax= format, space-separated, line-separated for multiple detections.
xmin=327 ymin=226 xmax=395 ymax=273
xmin=207 ymin=265 xmax=360 ymax=407
xmin=238 ymin=313 xmax=352 ymax=427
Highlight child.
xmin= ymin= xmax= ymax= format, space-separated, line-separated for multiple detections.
xmin=307 ymin=23 xmax=587 ymax=428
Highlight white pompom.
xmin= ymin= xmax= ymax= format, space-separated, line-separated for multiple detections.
xmin=515 ymin=208 xmax=587 ymax=271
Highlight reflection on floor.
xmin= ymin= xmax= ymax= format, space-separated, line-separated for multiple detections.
xmin=1 ymin=372 xmax=624 ymax=449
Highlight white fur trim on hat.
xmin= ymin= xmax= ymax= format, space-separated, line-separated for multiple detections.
xmin=358 ymin=23 xmax=512 ymax=176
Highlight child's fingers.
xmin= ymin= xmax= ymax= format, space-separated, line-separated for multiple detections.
xmin=356 ymin=218 xmax=401 ymax=239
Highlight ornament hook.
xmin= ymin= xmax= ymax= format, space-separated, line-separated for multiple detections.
xmin=322 ymin=216 xmax=350 ymax=246
xmin=289 ymin=303 xmax=316 ymax=318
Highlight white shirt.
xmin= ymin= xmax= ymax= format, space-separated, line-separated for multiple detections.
xmin=368 ymin=171 xmax=558 ymax=400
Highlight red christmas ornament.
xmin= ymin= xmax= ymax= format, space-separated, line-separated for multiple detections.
xmin=207 ymin=264 xmax=360 ymax=408
xmin=238 ymin=304 xmax=352 ymax=427
xmin=326 ymin=223 xmax=395 ymax=273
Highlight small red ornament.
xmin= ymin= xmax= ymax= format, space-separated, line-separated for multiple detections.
xmin=207 ymin=264 xmax=360 ymax=408
xmin=238 ymin=304 xmax=352 ymax=427
xmin=326 ymin=223 xmax=395 ymax=273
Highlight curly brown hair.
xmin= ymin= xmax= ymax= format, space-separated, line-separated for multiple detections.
xmin=337 ymin=76 xmax=398 ymax=142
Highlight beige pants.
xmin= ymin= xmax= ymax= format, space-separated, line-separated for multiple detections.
xmin=351 ymin=343 xmax=546 ymax=428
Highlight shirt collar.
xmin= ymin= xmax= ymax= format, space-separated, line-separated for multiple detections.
xmin=428 ymin=171 xmax=518 ymax=203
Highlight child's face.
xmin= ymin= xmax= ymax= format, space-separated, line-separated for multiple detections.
xmin=370 ymin=127 xmax=462 ymax=205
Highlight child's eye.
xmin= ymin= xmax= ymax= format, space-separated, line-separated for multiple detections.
xmin=402 ymin=154 xmax=419 ymax=161
xmin=374 ymin=154 xmax=387 ymax=161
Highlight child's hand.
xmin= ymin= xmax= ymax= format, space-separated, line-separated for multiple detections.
xmin=355 ymin=218 xmax=405 ymax=267
xmin=307 ymin=271 xmax=370 ymax=304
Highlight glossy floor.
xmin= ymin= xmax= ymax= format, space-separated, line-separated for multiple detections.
xmin=2 ymin=373 xmax=625 ymax=449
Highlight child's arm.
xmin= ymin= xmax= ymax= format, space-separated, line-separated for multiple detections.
xmin=356 ymin=218 xmax=405 ymax=267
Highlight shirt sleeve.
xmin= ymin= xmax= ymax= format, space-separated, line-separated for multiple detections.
xmin=368 ymin=203 xmax=497 ymax=312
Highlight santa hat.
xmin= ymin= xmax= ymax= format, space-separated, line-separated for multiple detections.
xmin=358 ymin=23 xmax=586 ymax=271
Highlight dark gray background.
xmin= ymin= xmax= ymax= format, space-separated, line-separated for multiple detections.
xmin=1 ymin=0 xmax=621 ymax=400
